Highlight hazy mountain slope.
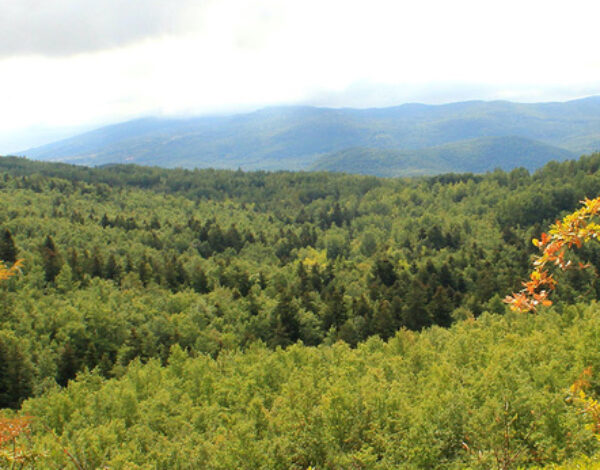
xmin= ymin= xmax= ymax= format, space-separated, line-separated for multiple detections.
xmin=310 ymin=137 xmax=577 ymax=177
xmin=18 ymin=96 xmax=600 ymax=172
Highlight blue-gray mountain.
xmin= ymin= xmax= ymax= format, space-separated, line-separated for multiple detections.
xmin=310 ymin=137 xmax=576 ymax=176
xmin=18 ymin=96 xmax=600 ymax=176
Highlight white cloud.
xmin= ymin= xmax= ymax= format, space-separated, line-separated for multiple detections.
xmin=0 ymin=0 xmax=211 ymax=57
xmin=1 ymin=0 xmax=600 ymax=151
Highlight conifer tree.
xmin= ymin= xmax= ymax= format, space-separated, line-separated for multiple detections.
xmin=40 ymin=235 xmax=62 ymax=283
xmin=56 ymin=343 xmax=79 ymax=387
xmin=0 ymin=228 xmax=17 ymax=264
xmin=0 ymin=331 xmax=33 ymax=408
xmin=190 ymin=263 xmax=209 ymax=293
xmin=270 ymin=292 xmax=301 ymax=347
xmin=66 ymin=248 xmax=84 ymax=282
xmin=88 ymin=246 xmax=103 ymax=278
xmin=55 ymin=263 xmax=76 ymax=293
xmin=104 ymin=253 xmax=121 ymax=281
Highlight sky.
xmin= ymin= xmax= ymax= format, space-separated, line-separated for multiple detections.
xmin=1 ymin=0 xmax=600 ymax=153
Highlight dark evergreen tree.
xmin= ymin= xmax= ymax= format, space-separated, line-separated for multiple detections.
xmin=190 ymin=264 xmax=209 ymax=293
xmin=371 ymin=299 xmax=396 ymax=340
xmin=295 ymin=261 xmax=310 ymax=295
xmin=67 ymin=248 xmax=84 ymax=282
xmin=90 ymin=247 xmax=104 ymax=278
xmin=0 ymin=228 xmax=17 ymax=264
xmin=56 ymin=343 xmax=79 ymax=387
xmin=402 ymin=279 xmax=433 ymax=330
xmin=270 ymin=293 xmax=301 ymax=348
xmin=149 ymin=215 xmax=161 ymax=230
xmin=331 ymin=202 xmax=344 ymax=227
xmin=104 ymin=253 xmax=121 ymax=282
xmin=40 ymin=235 xmax=63 ymax=283
xmin=321 ymin=286 xmax=347 ymax=331
xmin=428 ymin=286 xmax=453 ymax=327
xmin=165 ymin=255 xmax=188 ymax=290
xmin=224 ymin=225 xmax=243 ymax=252
xmin=124 ymin=254 xmax=135 ymax=273
xmin=0 ymin=332 xmax=34 ymax=409
xmin=372 ymin=258 xmax=397 ymax=288
xmin=138 ymin=255 xmax=152 ymax=286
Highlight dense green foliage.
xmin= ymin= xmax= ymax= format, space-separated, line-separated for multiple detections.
xmin=19 ymin=307 xmax=600 ymax=468
xmin=19 ymin=97 xmax=600 ymax=172
xmin=4 ymin=154 xmax=600 ymax=467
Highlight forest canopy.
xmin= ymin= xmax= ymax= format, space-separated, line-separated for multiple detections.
xmin=3 ymin=154 xmax=600 ymax=468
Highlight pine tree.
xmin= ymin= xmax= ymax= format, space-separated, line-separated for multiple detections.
xmin=0 ymin=331 xmax=34 ymax=408
xmin=371 ymin=299 xmax=396 ymax=340
xmin=402 ymin=279 xmax=433 ymax=330
xmin=270 ymin=292 xmax=301 ymax=348
xmin=321 ymin=286 xmax=347 ymax=331
xmin=165 ymin=255 xmax=187 ymax=290
xmin=40 ymin=235 xmax=63 ymax=283
xmin=428 ymin=286 xmax=453 ymax=327
xmin=190 ymin=263 xmax=209 ymax=293
xmin=0 ymin=229 xmax=17 ymax=264
xmin=90 ymin=247 xmax=104 ymax=278
xmin=331 ymin=202 xmax=344 ymax=227
xmin=56 ymin=343 xmax=79 ymax=387
xmin=138 ymin=255 xmax=152 ymax=286
xmin=67 ymin=248 xmax=84 ymax=282
xmin=224 ymin=224 xmax=243 ymax=252
xmin=104 ymin=253 xmax=121 ymax=282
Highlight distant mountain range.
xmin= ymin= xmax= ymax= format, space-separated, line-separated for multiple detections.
xmin=16 ymin=96 xmax=600 ymax=176
xmin=310 ymin=137 xmax=577 ymax=176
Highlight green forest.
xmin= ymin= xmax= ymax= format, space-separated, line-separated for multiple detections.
xmin=3 ymin=154 xmax=600 ymax=468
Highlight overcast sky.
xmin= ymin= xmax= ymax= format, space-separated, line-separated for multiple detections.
xmin=2 ymin=0 xmax=600 ymax=152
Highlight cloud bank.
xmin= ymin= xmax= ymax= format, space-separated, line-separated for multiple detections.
xmin=0 ymin=0 xmax=210 ymax=57
xmin=1 ymin=0 xmax=600 ymax=152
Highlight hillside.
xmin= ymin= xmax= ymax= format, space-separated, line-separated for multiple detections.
xmin=20 ymin=309 xmax=600 ymax=468
xmin=3 ymin=155 xmax=600 ymax=467
xmin=310 ymin=136 xmax=577 ymax=176
xmin=17 ymin=96 xmax=600 ymax=174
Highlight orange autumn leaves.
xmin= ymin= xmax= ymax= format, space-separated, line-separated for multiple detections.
xmin=0 ymin=416 xmax=35 ymax=466
xmin=0 ymin=416 xmax=31 ymax=447
xmin=505 ymin=196 xmax=600 ymax=313
xmin=0 ymin=259 xmax=22 ymax=282
xmin=0 ymin=261 xmax=31 ymax=466
xmin=567 ymin=367 xmax=600 ymax=437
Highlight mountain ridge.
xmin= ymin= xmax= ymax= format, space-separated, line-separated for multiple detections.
xmin=17 ymin=96 xmax=600 ymax=175
xmin=310 ymin=136 xmax=577 ymax=177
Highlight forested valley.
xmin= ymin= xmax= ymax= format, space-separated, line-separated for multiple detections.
xmin=3 ymin=154 xmax=600 ymax=468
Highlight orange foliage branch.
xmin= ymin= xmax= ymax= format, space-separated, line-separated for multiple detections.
xmin=567 ymin=367 xmax=600 ymax=437
xmin=504 ymin=197 xmax=600 ymax=312
xmin=0 ymin=416 xmax=32 ymax=447
xmin=0 ymin=259 xmax=23 ymax=283
xmin=0 ymin=415 xmax=38 ymax=466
